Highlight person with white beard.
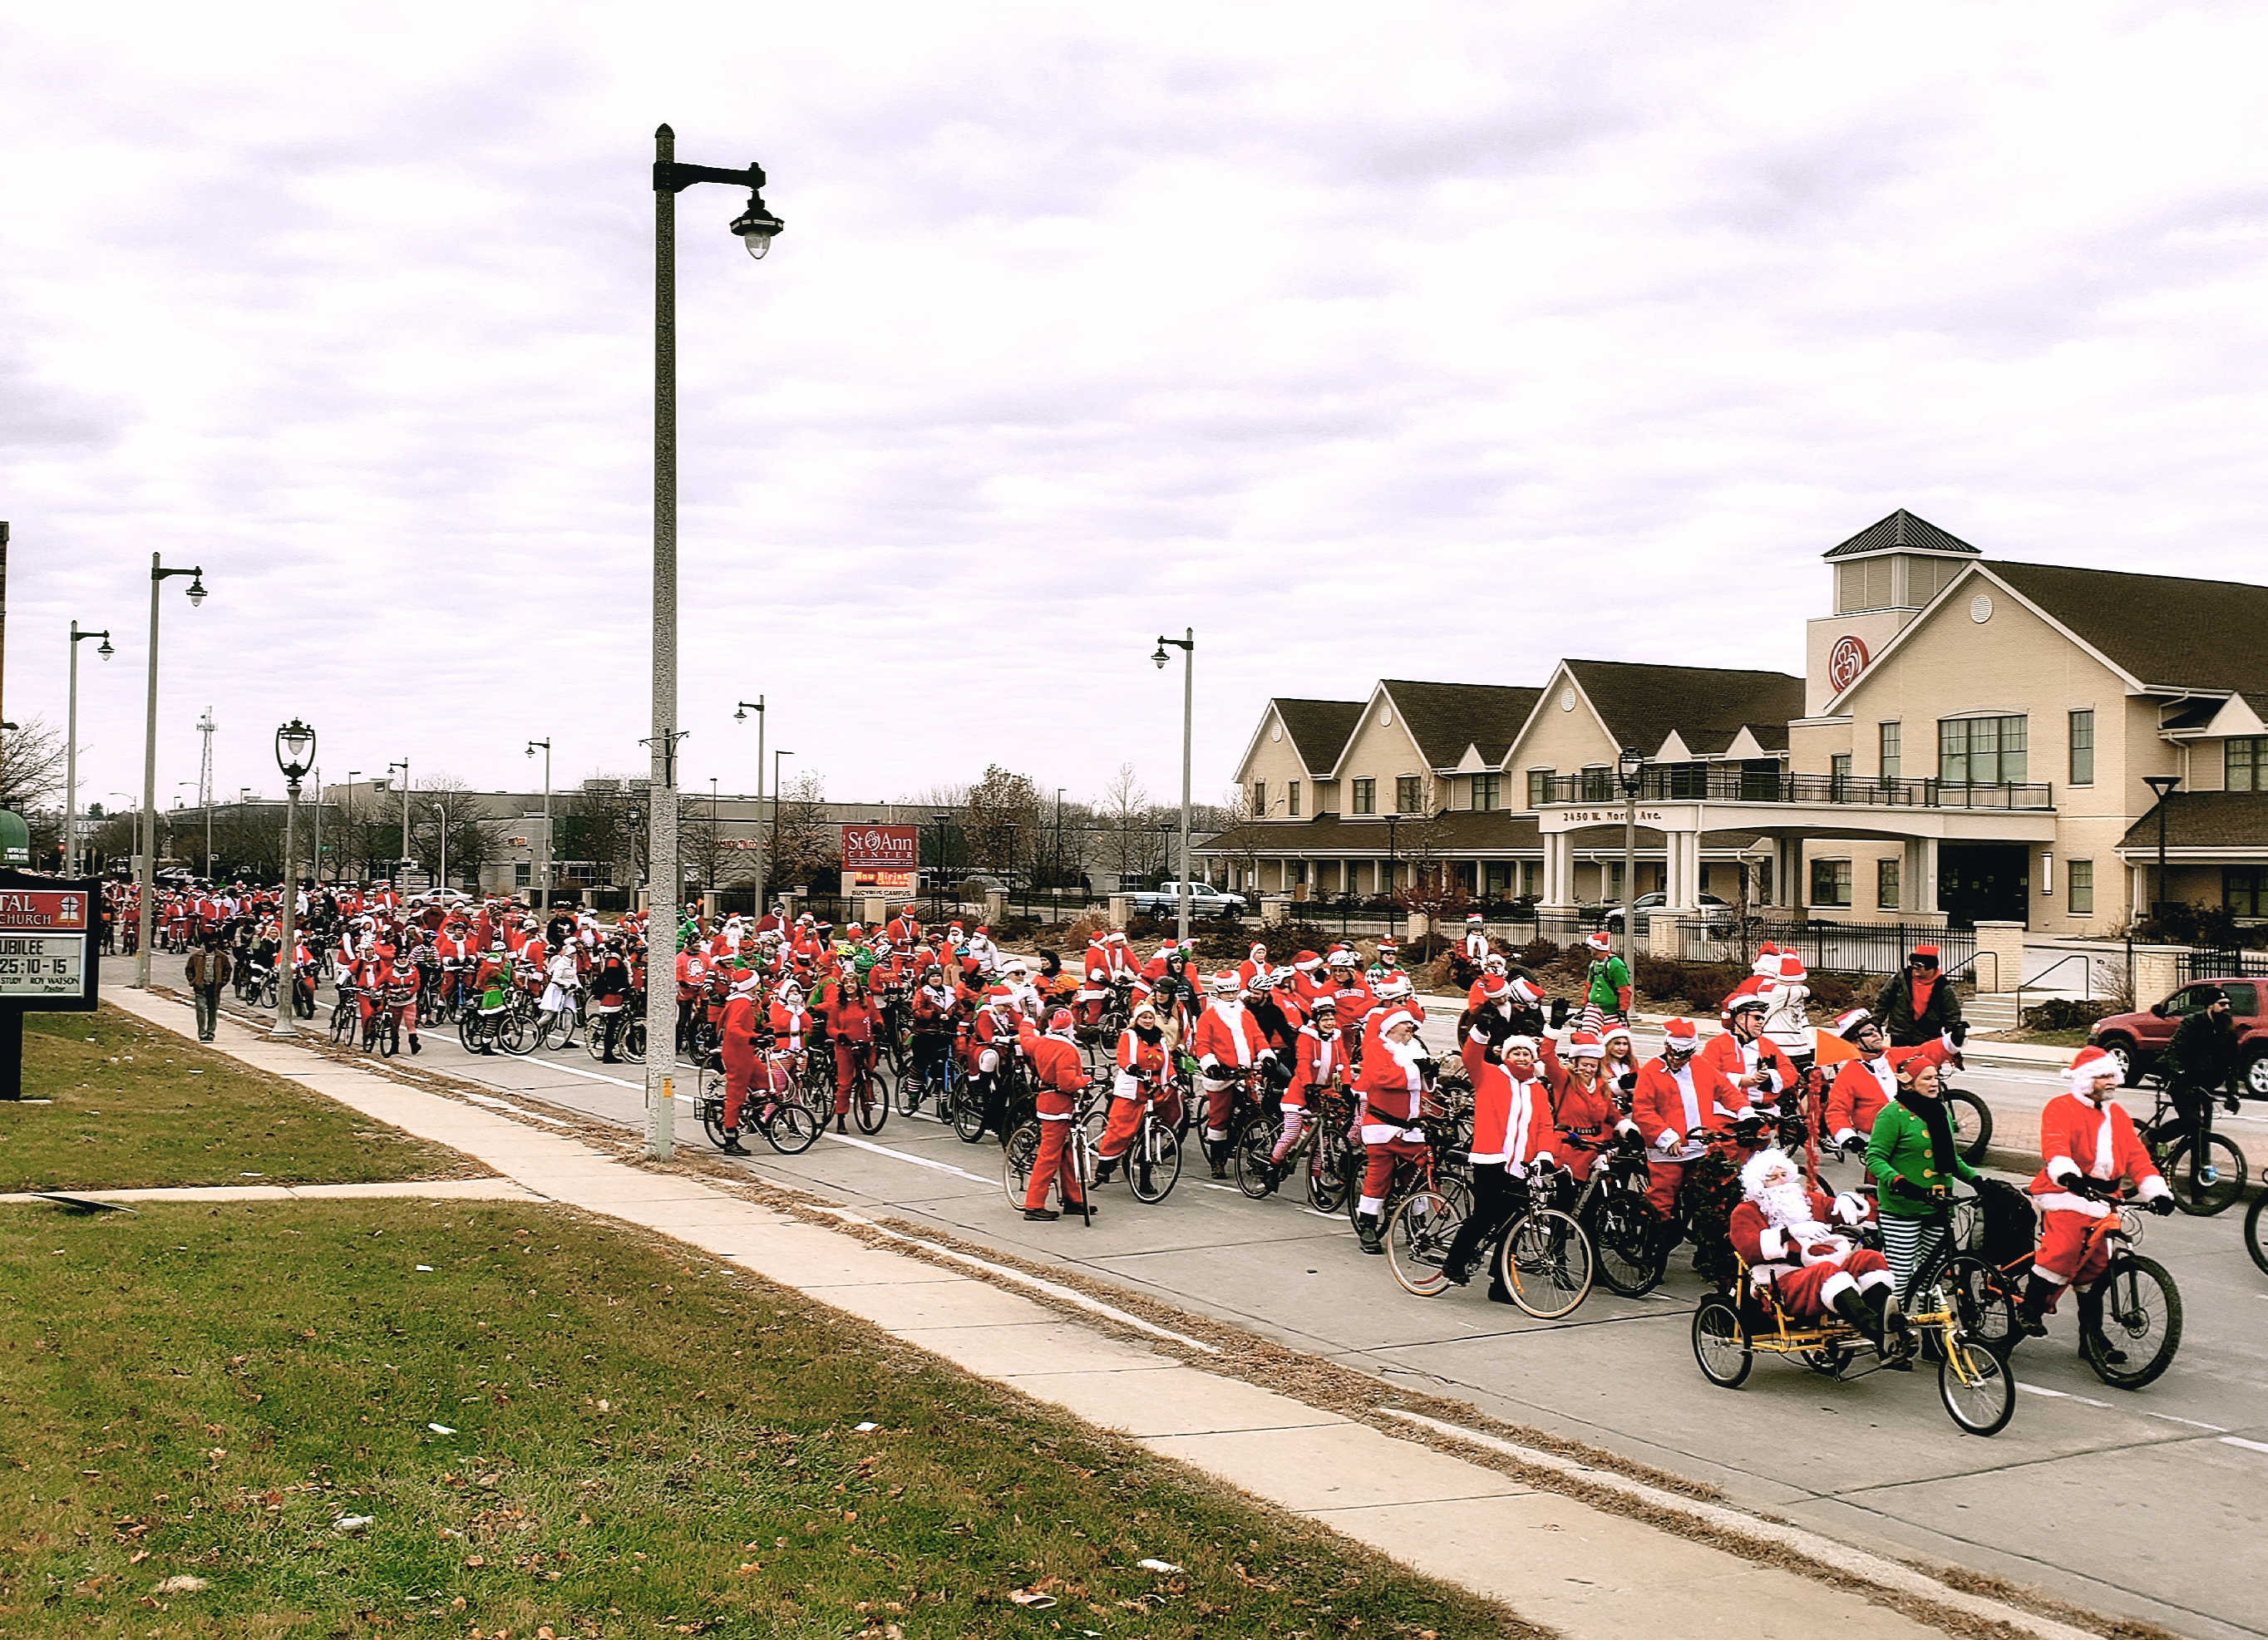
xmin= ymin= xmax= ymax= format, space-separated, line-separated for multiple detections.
xmin=1728 ymin=1148 xmax=1903 ymax=1352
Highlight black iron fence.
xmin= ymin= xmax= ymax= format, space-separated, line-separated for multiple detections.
xmin=2174 ymin=947 xmax=2268 ymax=985
xmin=1534 ymin=768 xmax=2054 ymax=811
xmin=1662 ymin=915 xmax=1977 ymax=978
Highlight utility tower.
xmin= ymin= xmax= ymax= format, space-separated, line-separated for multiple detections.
xmin=195 ymin=708 xmax=215 ymax=877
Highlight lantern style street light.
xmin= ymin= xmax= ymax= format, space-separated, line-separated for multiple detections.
xmin=272 ymin=718 xmax=315 ymax=1036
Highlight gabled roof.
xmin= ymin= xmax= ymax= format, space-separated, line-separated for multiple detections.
xmin=2117 ymin=792 xmax=2268 ymax=852
xmin=1986 ymin=560 xmax=2268 ymax=699
xmin=1269 ymin=698 xmax=1367 ymax=776
xmin=1380 ymin=680 xmax=1543 ymax=771
xmin=1562 ymin=660 xmax=1805 ymax=761
xmin=1822 ymin=510 xmax=1982 ymax=560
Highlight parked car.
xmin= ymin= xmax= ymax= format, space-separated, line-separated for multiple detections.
xmin=1600 ymin=891 xmax=1736 ymax=936
xmin=2088 ymin=976 xmax=2268 ymax=1094
xmin=1127 ymin=880 xmax=1248 ymax=917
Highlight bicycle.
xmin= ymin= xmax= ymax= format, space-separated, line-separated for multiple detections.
xmin=2137 ymin=1074 xmax=2247 ymax=1216
xmin=1388 ymin=1158 xmax=1590 ymax=1316
xmin=329 ymin=983 xmax=361 ymax=1047
xmin=1570 ymin=1138 xmax=1664 ymax=1298
xmin=897 ymin=1040 xmax=962 ymax=1120
xmin=699 ymin=1051 xmax=821 ymax=1155
xmin=1924 ymin=1180 xmax=2183 ymax=1391
xmin=1003 ymin=1079 xmax=1103 ymax=1224
xmin=1095 ymin=1080 xmax=1184 ymax=1204
xmin=834 ymin=1040 xmax=889 ymax=1135
xmin=2246 ymin=1189 xmax=2268 ymax=1278
xmin=535 ymin=986 xmax=580 ymax=1052
xmin=584 ymin=998 xmax=646 ymax=1066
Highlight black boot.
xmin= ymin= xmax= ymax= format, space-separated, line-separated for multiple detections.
xmin=1092 ymin=1157 xmax=1118 ymax=1186
xmin=2017 ymin=1273 xmax=2058 ymax=1338
xmin=719 ymin=1129 xmax=750 ymax=1157
xmin=1206 ymin=1140 xmax=1229 ymax=1180
xmin=1861 ymin=1283 xmax=1911 ymax=1356
xmin=1357 ymin=1212 xmax=1385 ymax=1255
xmin=1832 ymin=1286 xmax=1885 ymax=1347
xmin=2075 ymin=1284 xmax=2126 ymax=1366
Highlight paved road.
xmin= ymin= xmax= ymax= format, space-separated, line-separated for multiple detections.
xmin=131 ymin=958 xmax=2268 ymax=1640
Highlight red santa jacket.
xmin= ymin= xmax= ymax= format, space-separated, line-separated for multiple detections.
xmin=1537 ymin=1040 xmax=1620 ymax=1157
xmin=1729 ymin=1187 xmax=1872 ymax=1269
xmin=1825 ymin=1039 xmax=1955 ymax=1143
xmin=885 ymin=914 xmax=923 ymax=948
xmin=1327 ymin=974 xmax=1378 ymax=1028
xmin=767 ymin=999 xmax=811 ymax=1053
xmin=1112 ymin=1027 xmax=1169 ymax=1099
xmin=1190 ymin=1000 xmax=1269 ymax=1071
xmin=1695 ymin=1030 xmax=1796 ymax=1116
xmin=2030 ymin=1092 xmax=2170 ymax=1209
xmin=719 ymin=991 xmax=762 ymax=1061
xmin=676 ymin=950 xmax=709 ymax=1002
xmin=1354 ymin=1010 xmax=1426 ymax=1130
xmin=819 ymin=991 xmax=875 ymax=1046
xmin=1285 ymin=1022 xmax=1348 ymax=1106
xmin=1630 ymin=1056 xmax=1711 ymax=1156
xmin=1468 ymin=1058 xmax=1556 ymax=1170
xmin=1016 ymin=1022 xmax=1087 ymax=1111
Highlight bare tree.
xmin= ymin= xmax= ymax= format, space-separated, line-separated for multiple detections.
xmin=770 ymin=771 xmax=838 ymax=889
xmin=0 ymin=717 xmax=67 ymax=814
xmin=407 ymin=776 xmax=509 ymax=891
xmin=965 ymin=766 xmax=1043 ymax=878
xmin=1096 ymin=762 xmax=1162 ymax=879
xmin=680 ymin=796 xmax=722 ymax=893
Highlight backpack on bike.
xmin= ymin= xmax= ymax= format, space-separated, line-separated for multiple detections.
xmin=1973 ymin=1175 xmax=2035 ymax=1267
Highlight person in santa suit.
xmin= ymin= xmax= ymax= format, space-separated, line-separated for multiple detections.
xmin=1697 ymin=993 xmax=1797 ymax=1121
xmin=1731 ymin=1147 xmax=1901 ymax=1348
xmin=1596 ymin=1022 xmax=1642 ymax=1111
xmin=715 ymin=971 xmax=766 ymax=1155
xmin=1017 ymin=1008 xmax=1096 ymax=1221
xmin=1438 ymin=1031 xmax=1557 ymax=1290
xmin=818 ymin=971 xmax=880 ymax=1133
xmin=768 ymin=976 xmax=812 ymax=1073
xmin=1324 ymin=951 xmax=1378 ymax=1049
xmin=1288 ymin=949 xmax=1332 ymax=1012
xmin=1235 ymin=941 xmax=1273 ymax=991
xmin=1627 ymin=1017 xmax=1711 ymax=1220
xmin=906 ymin=962 xmax=956 ymax=1096
xmin=1191 ymin=970 xmax=1275 ymax=1177
xmin=969 ymin=984 xmax=1027 ymax=1143
xmin=964 ymin=923 xmax=999 ymax=976
xmin=2015 ymin=1047 xmax=2175 ymax=1352
xmin=1094 ymin=995 xmax=1171 ymax=1184
xmin=1078 ymin=928 xmax=1127 ymax=1027
xmin=1824 ymin=1007 xmax=1962 ymax=1155
xmin=1267 ymin=996 xmax=1348 ymax=1179
xmin=1353 ymin=1002 xmax=1433 ymax=1254
xmin=1540 ymin=1029 xmax=1623 ymax=1173
xmin=1759 ymin=951 xmax=1813 ymax=1067
xmin=885 ymin=906 xmax=923 ymax=948
xmin=674 ymin=944 xmax=711 ymax=1055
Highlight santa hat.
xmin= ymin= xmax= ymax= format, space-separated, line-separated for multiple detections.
xmin=1250 ymin=942 xmax=1269 ymax=960
xmin=1600 ymin=1022 xmax=1634 ymax=1052
xmin=1506 ymin=976 xmax=1545 ymax=1006
xmin=1046 ymin=1007 xmax=1077 ymax=1037
xmin=1476 ymin=973 xmax=1509 ymax=1001
xmin=984 ymin=983 xmax=1017 ymax=1009
xmin=1467 ymin=911 xmax=1485 ymax=923
xmin=1209 ymin=970 xmax=1241 ymax=994
xmin=1585 ymin=930 xmax=1612 ymax=953
xmin=1774 ymin=952 xmax=1808 ymax=985
xmin=1293 ymin=950 xmax=1323 ymax=973
xmin=2068 ymin=1045 xmax=2118 ymax=1091
xmin=730 ymin=970 xmax=764 ymax=996
xmin=1661 ymin=1017 xmax=1699 ymax=1052
xmin=1128 ymin=994 xmax=1159 ymax=1020
xmin=1831 ymin=1007 xmax=1873 ymax=1040
xmin=1378 ymin=1004 xmax=1424 ymax=1035
xmin=1565 ymin=1030 xmax=1605 ymax=1059
xmin=1327 ymin=946 xmax=1355 ymax=967
xmin=1752 ymin=943 xmax=1781 ymax=977
xmin=974 ymin=925 xmax=990 ymax=937
xmin=1107 ymin=929 xmax=1128 ymax=945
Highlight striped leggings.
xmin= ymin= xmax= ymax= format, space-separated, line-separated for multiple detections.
xmin=1878 ymin=1213 xmax=1947 ymax=1305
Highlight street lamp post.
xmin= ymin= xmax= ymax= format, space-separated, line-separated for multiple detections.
xmin=525 ymin=740 xmax=551 ymax=909
xmin=735 ymin=699 xmax=765 ymax=914
xmin=2144 ymin=774 xmax=2182 ymax=920
xmin=343 ymin=771 xmax=359 ymax=885
xmin=771 ymin=751 xmax=794 ymax=914
xmin=65 ymin=621 xmax=113 ymax=876
xmin=1055 ymin=787 xmax=1066 ymax=904
xmin=644 ymin=124 xmax=782 ymax=1162
xmin=1151 ymin=628 xmax=1195 ymax=944
xmin=1616 ymin=746 xmax=1644 ymax=970
xmin=932 ymin=813 xmax=949 ymax=921
xmin=431 ymin=803 xmax=449 ymax=894
xmin=135 ymin=556 xmax=205 ymax=989
xmin=386 ymin=760 xmax=410 ymax=884
xmin=273 ymin=719 xmax=314 ymax=1037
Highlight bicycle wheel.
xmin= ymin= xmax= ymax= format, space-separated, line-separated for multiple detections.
xmin=457 ymin=1010 xmax=486 ymax=1055
xmin=497 ymin=1011 xmax=535 ymax=1056
xmin=378 ymin=1015 xmax=399 ymax=1058
xmin=622 ymin=1017 xmax=647 ymax=1065
xmin=1588 ymin=1196 xmax=1663 ymax=1298
xmin=853 ymin=1071 xmax=888 ymax=1135
xmin=259 ymin=973 xmax=279 ymax=1009
xmin=1127 ymin=1122 xmax=1181 ymax=1204
xmin=894 ymin=1063 xmax=929 ymax=1117
xmin=1936 ymin=1253 xmax=2019 ymax=1353
xmin=1692 ymin=1295 xmax=1752 ymax=1388
xmin=1496 ymin=1207 xmax=1594 ymax=1319
xmin=700 ymin=1096 xmax=730 ymax=1150
xmin=1306 ymin=1134 xmax=1349 ymax=1215
xmin=1945 ymin=1088 xmax=1994 ymax=1165
xmin=2161 ymin=1135 xmax=2246 ymax=1216
xmin=1230 ymin=1116 xmax=1282 ymax=1199
xmin=540 ymin=1007 xmax=577 ymax=1052
xmin=757 ymin=1099 xmax=817 ymax=1155
xmin=949 ymin=1079 xmax=989 ymax=1144
xmin=2084 ymin=1253 xmax=2182 ymax=1389
xmin=584 ymin=1015 xmax=617 ymax=1061
xmin=803 ymin=1064 xmax=837 ymax=1129
xmin=1002 ymin=1122 xmax=1040 ymax=1208
xmin=1937 ymin=1330 xmax=2015 ymax=1435
xmin=2246 ymin=1190 xmax=2268 ymax=1278
xmin=331 ymin=1002 xmax=356 ymax=1046
xmin=1387 ymin=1188 xmax=1465 ymax=1297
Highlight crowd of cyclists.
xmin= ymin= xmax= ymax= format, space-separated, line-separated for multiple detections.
xmin=136 ymin=879 xmax=2216 ymax=1420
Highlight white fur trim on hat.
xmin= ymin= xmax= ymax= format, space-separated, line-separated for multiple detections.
xmin=1740 ymin=1146 xmax=1798 ymax=1197
xmin=2068 ymin=1045 xmax=2118 ymax=1090
xmin=1661 ymin=1017 xmax=1699 ymax=1048
xmin=1831 ymin=1007 xmax=1872 ymax=1039
xmin=1565 ymin=1031 xmax=1605 ymax=1059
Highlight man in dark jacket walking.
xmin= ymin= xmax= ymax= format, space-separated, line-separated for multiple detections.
xmin=185 ymin=937 xmax=232 ymax=1042
xmin=1873 ymin=945 xmax=1965 ymax=1047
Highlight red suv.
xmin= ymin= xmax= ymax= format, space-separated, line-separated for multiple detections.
xmin=2088 ymin=976 xmax=2268 ymax=1095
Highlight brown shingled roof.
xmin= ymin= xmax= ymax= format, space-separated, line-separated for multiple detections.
xmin=1564 ymin=660 xmax=1806 ymax=759
xmin=2117 ymin=791 xmax=2268 ymax=852
xmin=1380 ymin=680 xmax=1544 ymax=770
xmin=1989 ymin=560 xmax=2268 ymax=697
xmin=1269 ymin=698 xmax=1366 ymax=776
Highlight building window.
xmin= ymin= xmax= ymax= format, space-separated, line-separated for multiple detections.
xmin=1472 ymin=773 xmax=1501 ymax=812
xmin=1286 ymin=781 xmax=1300 ymax=817
xmin=1810 ymin=858 xmax=1853 ymax=908
xmin=2226 ymin=867 xmax=2268 ymax=918
xmin=1605 ymin=861 xmax=1625 ymax=901
xmin=1396 ymin=776 xmax=1423 ymax=815
xmin=1665 ymin=761 xmax=1708 ymax=798
xmin=1526 ymin=769 xmax=1554 ymax=808
xmin=1580 ymin=766 xmax=1612 ymax=800
xmin=515 ymin=862 xmax=531 ymax=889
xmin=2228 ymin=738 xmax=2267 ymax=792
xmin=1877 ymin=857 xmax=1901 ymax=909
xmin=2070 ymin=859 xmax=2094 ymax=915
xmin=2068 ymin=710 xmax=2094 ymax=786
xmin=1831 ymin=754 xmax=1852 ymax=800
xmin=1252 ymin=781 xmax=1265 ymax=818
xmin=1880 ymin=722 xmax=1901 ymax=779
xmin=1938 ymin=715 xmax=2028 ymax=786
xmin=1351 ymin=778 xmax=1376 ymax=815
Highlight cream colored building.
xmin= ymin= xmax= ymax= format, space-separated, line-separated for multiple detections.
xmin=1209 ymin=509 xmax=2268 ymax=933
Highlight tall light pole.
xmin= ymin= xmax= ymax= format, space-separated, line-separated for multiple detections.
xmin=308 ymin=766 xmax=321 ymax=889
xmin=135 ymin=556 xmax=206 ymax=989
xmin=431 ymin=803 xmax=450 ymax=895
xmin=2144 ymin=774 xmax=2181 ymax=920
xmin=343 ymin=771 xmax=360 ymax=885
xmin=772 ymin=751 xmax=794 ymax=913
xmin=735 ymin=699 xmax=765 ymax=914
xmin=1056 ymin=787 xmax=1066 ymax=898
xmin=646 ymin=123 xmax=784 ymax=1162
xmin=65 ymin=621 xmax=113 ymax=876
xmin=1151 ymin=628 xmax=1195 ymax=944
xmin=273 ymin=718 xmax=314 ymax=1037
xmin=387 ymin=760 xmax=409 ymax=884
xmin=525 ymin=740 xmax=551 ymax=909
xmin=1616 ymin=746 xmax=1644 ymax=970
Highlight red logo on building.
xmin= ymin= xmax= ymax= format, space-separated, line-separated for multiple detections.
xmin=1827 ymin=634 xmax=1869 ymax=693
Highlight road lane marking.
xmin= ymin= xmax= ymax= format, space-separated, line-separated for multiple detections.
xmin=2015 ymin=1383 xmax=2115 ymax=1408
xmin=2143 ymin=1411 xmax=2228 ymax=1432
xmin=2220 ymin=1436 xmax=2268 ymax=1455
xmin=507 ymin=1058 xmax=643 ymax=1091
xmin=819 ymin=1130 xmax=992 ymax=1184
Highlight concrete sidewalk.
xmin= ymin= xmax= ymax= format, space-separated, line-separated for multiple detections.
xmin=86 ymin=982 xmax=2103 ymax=1640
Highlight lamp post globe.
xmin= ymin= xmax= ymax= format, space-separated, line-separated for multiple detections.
xmin=728 ymin=194 xmax=785 ymax=259
xmin=270 ymin=717 xmax=315 ymax=1037
xmin=276 ymin=719 xmax=316 ymax=783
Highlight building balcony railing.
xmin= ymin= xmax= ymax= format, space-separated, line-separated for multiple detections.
xmin=1534 ymin=769 xmax=2054 ymax=811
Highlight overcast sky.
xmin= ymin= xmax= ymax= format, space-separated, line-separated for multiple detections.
xmin=6 ymin=3 xmax=2266 ymax=820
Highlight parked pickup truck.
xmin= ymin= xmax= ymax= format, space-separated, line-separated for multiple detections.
xmin=1127 ymin=881 xmax=1248 ymax=918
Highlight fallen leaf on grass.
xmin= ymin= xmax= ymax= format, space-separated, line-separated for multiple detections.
xmin=333 ymin=1514 xmax=373 ymax=1534
xmin=1008 ymin=1588 xmax=1058 ymax=1609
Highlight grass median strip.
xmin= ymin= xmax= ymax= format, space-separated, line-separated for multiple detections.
xmin=0 ymin=1198 xmax=1533 ymax=1638
xmin=2 ymin=1006 xmax=462 ymax=1192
